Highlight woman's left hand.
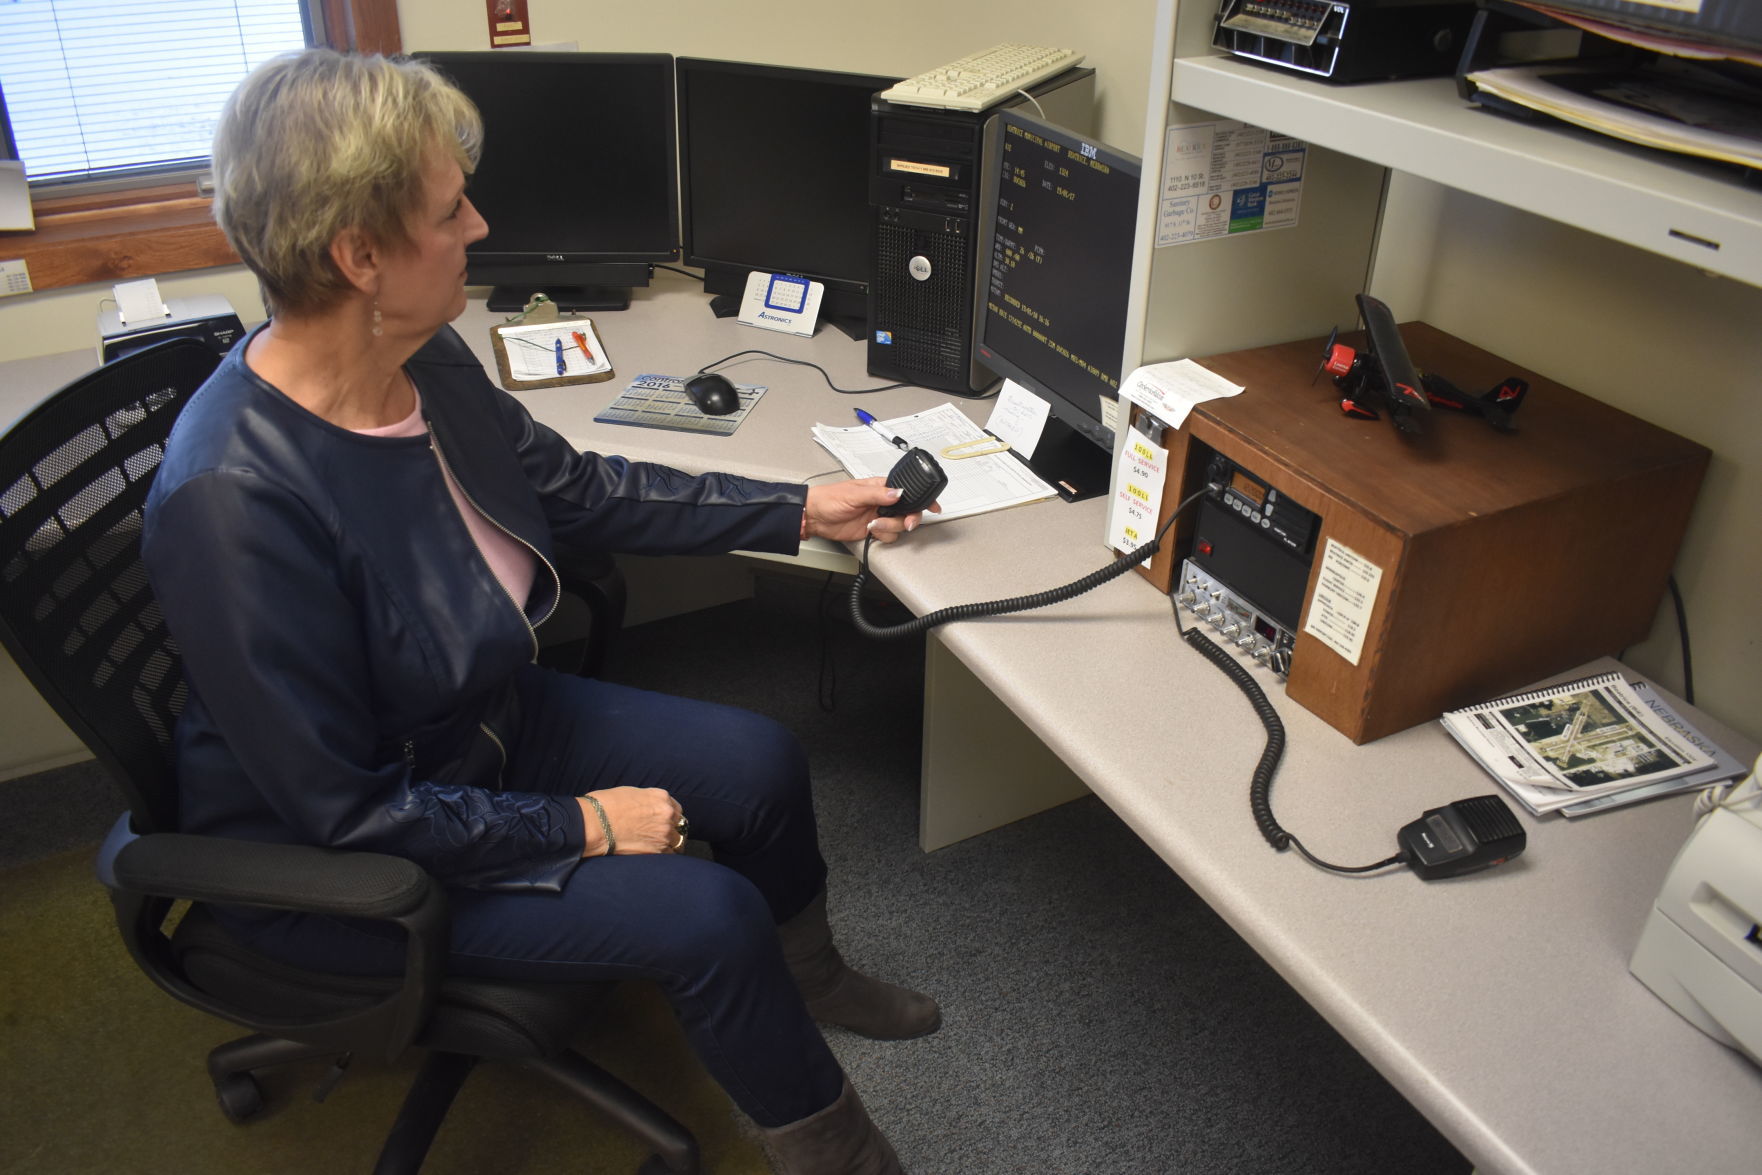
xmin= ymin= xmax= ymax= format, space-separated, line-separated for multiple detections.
xmin=803 ymin=478 xmax=941 ymax=544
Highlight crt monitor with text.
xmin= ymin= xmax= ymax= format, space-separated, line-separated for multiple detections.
xmin=973 ymin=108 xmax=1140 ymax=499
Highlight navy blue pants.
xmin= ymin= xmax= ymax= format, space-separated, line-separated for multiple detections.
xmin=233 ymin=664 xmax=845 ymax=1127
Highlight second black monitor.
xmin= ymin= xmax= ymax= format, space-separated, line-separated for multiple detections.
xmin=974 ymin=109 xmax=1140 ymax=499
xmin=677 ymin=58 xmax=896 ymax=332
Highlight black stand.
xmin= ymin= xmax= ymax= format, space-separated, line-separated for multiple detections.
xmin=822 ymin=314 xmax=867 ymax=342
xmin=705 ymin=294 xmax=866 ymax=341
xmin=487 ymin=285 xmax=632 ymax=313
xmin=1012 ymin=417 xmax=1111 ymax=503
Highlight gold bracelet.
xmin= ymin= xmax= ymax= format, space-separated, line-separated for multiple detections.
xmin=583 ymin=794 xmax=616 ymax=856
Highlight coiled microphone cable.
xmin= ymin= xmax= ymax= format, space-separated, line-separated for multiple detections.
xmin=847 ymin=489 xmax=1206 ymax=641
xmin=848 ymin=481 xmax=1405 ymax=876
xmin=1172 ymin=597 xmax=1404 ymax=875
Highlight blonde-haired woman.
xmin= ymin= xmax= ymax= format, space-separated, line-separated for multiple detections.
xmin=144 ymin=49 xmax=935 ymax=1174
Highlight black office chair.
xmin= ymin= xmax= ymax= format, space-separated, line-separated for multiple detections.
xmin=0 ymin=338 xmax=697 ymax=1174
xmin=540 ymin=539 xmax=629 ymax=679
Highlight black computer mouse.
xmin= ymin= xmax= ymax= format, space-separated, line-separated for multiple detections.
xmin=684 ymin=373 xmax=740 ymax=416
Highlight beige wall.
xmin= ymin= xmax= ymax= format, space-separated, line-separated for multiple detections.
xmin=398 ymin=0 xmax=1155 ymax=151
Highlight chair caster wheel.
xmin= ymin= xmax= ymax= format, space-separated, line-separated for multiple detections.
xmin=214 ymin=1071 xmax=265 ymax=1123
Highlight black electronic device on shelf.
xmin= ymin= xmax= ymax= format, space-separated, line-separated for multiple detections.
xmin=1211 ymin=0 xmax=1478 ymax=84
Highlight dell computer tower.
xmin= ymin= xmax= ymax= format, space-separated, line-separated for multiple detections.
xmin=867 ymin=68 xmax=1095 ymax=393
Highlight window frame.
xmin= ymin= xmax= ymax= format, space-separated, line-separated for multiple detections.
xmin=2 ymin=0 xmax=401 ymax=294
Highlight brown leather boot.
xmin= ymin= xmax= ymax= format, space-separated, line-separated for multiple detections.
xmin=761 ymin=1078 xmax=904 ymax=1175
xmin=778 ymin=891 xmax=941 ymax=1040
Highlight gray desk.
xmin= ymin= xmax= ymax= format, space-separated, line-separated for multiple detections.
xmin=457 ymin=275 xmax=1762 ymax=1173
xmin=450 ymin=274 xmax=974 ymax=484
xmin=870 ymin=493 xmax=1762 ymax=1175
xmin=9 ymin=270 xmax=1760 ymax=1174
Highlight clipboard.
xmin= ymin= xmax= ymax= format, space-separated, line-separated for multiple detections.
xmin=489 ymin=318 xmax=616 ymax=390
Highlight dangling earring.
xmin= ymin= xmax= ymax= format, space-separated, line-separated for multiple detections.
xmin=371 ymin=299 xmax=384 ymax=337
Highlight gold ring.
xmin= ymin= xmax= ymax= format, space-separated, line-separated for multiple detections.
xmin=676 ymin=817 xmax=690 ymax=839
xmin=673 ymin=832 xmax=686 ymax=851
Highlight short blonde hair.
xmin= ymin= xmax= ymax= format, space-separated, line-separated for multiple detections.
xmin=211 ymin=49 xmax=482 ymax=315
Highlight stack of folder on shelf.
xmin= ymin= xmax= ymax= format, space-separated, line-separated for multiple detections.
xmin=1462 ymin=2 xmax=1762 ymax=174
xmin=1440 ymin=671 xmax=1746 ymax=817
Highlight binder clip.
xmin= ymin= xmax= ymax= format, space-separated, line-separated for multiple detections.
xmin=941 ymin=435 xmax=1011 ymax=460
xmin=504 ymin=292 xmax=560 ymax=325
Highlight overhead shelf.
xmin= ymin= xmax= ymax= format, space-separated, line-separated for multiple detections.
xmin=1169 ymin=55 xmax=1762 ymax=287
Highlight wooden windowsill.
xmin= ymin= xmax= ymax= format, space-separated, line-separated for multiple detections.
xmin=0 ymin=0 xmax=400 ymax=295
xmin=2 ymin=185 xmax=241 ymax=293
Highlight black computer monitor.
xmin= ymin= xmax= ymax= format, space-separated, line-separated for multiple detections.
xmin=676 ymin=58 xmax=896 ymax=335
xmin=973 ymin=109 xmax=1141 ymax=500
xmin=419 ymin=51 xmax=679 ymax=312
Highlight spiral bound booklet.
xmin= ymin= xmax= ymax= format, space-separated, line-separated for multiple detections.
xmin=1440 ymin=671 xmax=1718 ymax=814
xmin=1554 ymin=684 xmax=1749 ymax=818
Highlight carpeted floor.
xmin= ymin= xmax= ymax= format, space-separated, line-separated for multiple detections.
xmin=0 ymin=572 xmax=1469 ymax=1173
xmin=0 ymin=842 xmax=772 ymax=1174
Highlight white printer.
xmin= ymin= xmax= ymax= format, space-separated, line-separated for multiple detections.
xmin=1630 ymin=752 xmax=1762 ymax=1066
xmin=96 ymin=279 xmax=244 ymax=364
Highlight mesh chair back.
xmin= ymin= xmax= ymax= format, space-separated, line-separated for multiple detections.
xmin=0 ymin=339 xmax=221 ymax=833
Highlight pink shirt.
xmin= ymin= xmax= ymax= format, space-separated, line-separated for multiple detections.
xmin=355 ymin=390 xmax=538 ymax=610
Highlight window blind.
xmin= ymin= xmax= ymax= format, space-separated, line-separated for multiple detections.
xmin=0 ymin=0 xmax=308 ymax=184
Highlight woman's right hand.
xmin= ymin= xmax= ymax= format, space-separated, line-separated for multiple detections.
xmin=578 ymin=786 xmax=684 ymax=857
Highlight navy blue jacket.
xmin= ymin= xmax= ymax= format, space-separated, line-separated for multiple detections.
xmin=142 ymin=324 xmax=807 ymax=891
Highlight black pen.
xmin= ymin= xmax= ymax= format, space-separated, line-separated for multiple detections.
xmin=855 ymin=409 xmax=909 ymax=451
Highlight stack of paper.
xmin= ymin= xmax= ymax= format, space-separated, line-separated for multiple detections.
xmin=1466 ymin=61 xmax=1762 ymax=172
xmin=811 ymin=402 xmax=1056 ymax=523
xmin=1440 ymin=671 xmax=1746 ymax=817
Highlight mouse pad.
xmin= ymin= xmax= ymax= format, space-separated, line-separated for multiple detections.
xmin=594 ymin=373 xmax=767 ymax=436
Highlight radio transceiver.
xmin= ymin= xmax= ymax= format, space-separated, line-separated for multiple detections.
xmin=1211 ymin=0 xmax=1476 ymax=84
xmin=1175 ymin=447 xmax=1318 ymax=678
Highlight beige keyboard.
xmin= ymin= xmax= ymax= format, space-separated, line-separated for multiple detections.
xmin=877 ymin=43 xmax=1085 ymax=113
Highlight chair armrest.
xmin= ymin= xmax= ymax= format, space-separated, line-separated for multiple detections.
xmin=97 ymin=814 xmax=447 ymax=1062
xmin=101 ymin=823 xmax=432 ymax=920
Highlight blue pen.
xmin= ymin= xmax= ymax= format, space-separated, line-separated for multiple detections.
xmin=855 ymin=408 xmax=909 ymax=451
xmin=553 ymin=337 xmax=567 ymax=375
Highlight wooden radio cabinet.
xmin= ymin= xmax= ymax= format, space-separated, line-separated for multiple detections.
xmin=1128 ymin=322 xmax=1709 ymax=744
